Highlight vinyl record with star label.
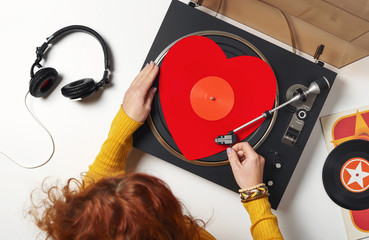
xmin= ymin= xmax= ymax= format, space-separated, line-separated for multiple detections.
xmin=323 ymin=139 xmax=369 ymax=210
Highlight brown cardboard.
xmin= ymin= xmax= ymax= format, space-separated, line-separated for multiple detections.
xmin=199 ymin=0 xmax=369 ymax=68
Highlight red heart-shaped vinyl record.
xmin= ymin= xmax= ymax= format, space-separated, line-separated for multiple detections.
xmin=159 ymin=35 xmax=277 ymax=160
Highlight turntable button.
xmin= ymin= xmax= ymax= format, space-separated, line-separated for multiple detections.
xmin=274 ymin=162 xmax=282 ymax=169
xmin=297 ymin=109 xmax=308 ymax=120
xmin=267 ymin=180 xmax=274 ymax=187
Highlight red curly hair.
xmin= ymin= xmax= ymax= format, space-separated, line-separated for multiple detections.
xmin=29 ymin=173 xmax=204 ymax=240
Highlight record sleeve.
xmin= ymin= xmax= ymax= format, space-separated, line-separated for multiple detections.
xmin=321 ymin=105 xmax=369 ymax=239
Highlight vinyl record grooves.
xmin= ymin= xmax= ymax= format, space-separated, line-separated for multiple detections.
xmin=322 ymin=139 xmax=369 ymax=210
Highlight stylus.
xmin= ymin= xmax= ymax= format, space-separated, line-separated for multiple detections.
xmin=214 ymin=76 xmax=330 ymax=145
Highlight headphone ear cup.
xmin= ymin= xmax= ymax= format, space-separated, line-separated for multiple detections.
xmin=61 ymin=78 xmax=97 ymax=100
xmin=29 ymin=68 xmax=59 ymax=97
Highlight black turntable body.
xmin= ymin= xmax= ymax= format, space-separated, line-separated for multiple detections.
xmin=133 ymin=0 xmax=337 ymax=209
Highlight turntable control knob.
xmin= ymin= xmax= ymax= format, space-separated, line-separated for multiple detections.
xmin=267 ymin=180 xmax=274 ymax=187
xmin=274 ymin=162 xmax=282 ymax=169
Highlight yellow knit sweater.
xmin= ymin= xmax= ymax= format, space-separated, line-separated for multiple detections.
xmin=85 ymin=107 xmax=283 ymax=240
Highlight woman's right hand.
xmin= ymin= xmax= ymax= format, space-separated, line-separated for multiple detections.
xmin=122 ymin=61 xmax=159 ymax=123
xmin=227 ymin=142 xmax=265 ymax=189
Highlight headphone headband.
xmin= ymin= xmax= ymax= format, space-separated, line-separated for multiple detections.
xmin=31 ymin=25 xmax=111 ymax=87
xmin=44 ymin=25 xmax=110 ymax=69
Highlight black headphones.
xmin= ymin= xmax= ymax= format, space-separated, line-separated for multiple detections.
xmin=29 ymin=25 xmax=111 ymax=100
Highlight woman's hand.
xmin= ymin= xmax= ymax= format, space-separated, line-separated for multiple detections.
xmin=122 ymin=61 xmax=159 ymax=123
xmin=227 ymin=142 xmax=265 ymax=189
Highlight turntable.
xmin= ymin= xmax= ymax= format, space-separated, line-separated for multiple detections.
xmin=133 ymin=0 xmax=338 ymax=209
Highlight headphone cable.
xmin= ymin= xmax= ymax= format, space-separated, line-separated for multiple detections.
xmin=0 ymin=91 xmax=55 ymax=169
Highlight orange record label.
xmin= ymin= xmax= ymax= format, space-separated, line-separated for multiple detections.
xmin=190 ymin=76 xmax=235 ymax=121
xmin=340 ymin=157 xmax=369 ymax=193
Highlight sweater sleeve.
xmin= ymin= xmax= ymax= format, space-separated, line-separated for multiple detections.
xmin=84 ymin=107 xmax=143 ymax=183
xmin=243 ymin=197 xmax=283 ymax=240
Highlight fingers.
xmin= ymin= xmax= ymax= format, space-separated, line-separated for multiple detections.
xmin=233 ymin=142 xmax=265 ymax=168
xmin=232 ymin=141 xmax=252 ymax=152
xmin=130 ymin=63 xmax=150 ymax=86
xmin=144 ymin=87 xmax=158 ymax=108
xmin=236 ymin=151 xmax=246 ymax=161
xmin=144 ymin=63 xmax=159 ymax=89
xmin=232 ymin=142 xmax=258 ymax=160
xmin=227 ymin=147 xmax=242 ymax=170
xmin=228 ymin=142 xmax=253 ymax=167
xmin=141 ymin=63 xmax=159 ymax=108
xmin=136 ymin=62 xmax=154 ymax=81
xmin=132 ymin=61 xmax=158 ymax=90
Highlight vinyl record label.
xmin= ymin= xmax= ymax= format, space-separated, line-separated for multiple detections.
xmin=340 ymin=157 xmax=369 ymax=193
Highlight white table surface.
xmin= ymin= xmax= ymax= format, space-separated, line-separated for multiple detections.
xmin=0 ymin=0 xmax=368 ymax=239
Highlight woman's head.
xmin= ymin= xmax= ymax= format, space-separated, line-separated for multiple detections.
xmin=29 ymin=173 xmax=202 ymax=240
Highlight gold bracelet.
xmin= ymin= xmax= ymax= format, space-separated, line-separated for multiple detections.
xmin=239 ymin=184 xmax=269 ymax=203
xmin=238 ymin=183 xmax=265 ymax=193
